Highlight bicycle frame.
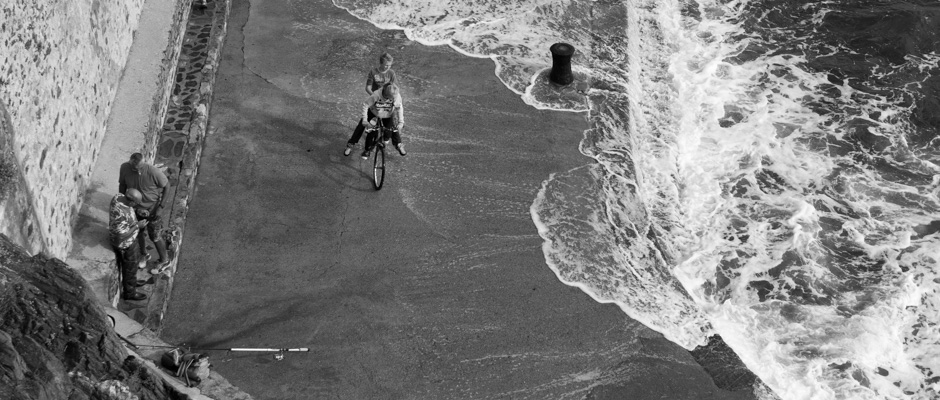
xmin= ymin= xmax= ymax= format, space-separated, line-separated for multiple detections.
xmin=364 ymin=118 xmax=396 ymax=190
xmin=364 ymin=118 xmax=397 ymax=149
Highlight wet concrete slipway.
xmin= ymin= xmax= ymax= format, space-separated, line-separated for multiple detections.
xmin=160 ymin=0 xmax=754 ymax=399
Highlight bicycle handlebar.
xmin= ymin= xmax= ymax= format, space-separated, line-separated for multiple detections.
xmin=364 ymin=124 xmax=399 ymax=132
xmin=364 ymin=118 xmax=400 ymax=130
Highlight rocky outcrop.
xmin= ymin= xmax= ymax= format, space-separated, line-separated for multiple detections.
xmin=690 ymin=334 xmax=763 ymax=392
xmin=0 ymin=234 xmax=178 ymax=400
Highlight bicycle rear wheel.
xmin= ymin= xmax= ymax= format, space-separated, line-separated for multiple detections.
xmin=372 ymin=143 xmax=386 ymax=190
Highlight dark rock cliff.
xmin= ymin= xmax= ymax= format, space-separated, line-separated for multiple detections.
xmin=0 ymin=234 xmax=178 ymax=400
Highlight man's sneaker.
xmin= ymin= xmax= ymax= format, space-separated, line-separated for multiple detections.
xmin=396 ymin=143 xmax=407 ymax=156
xmin=361 ymin=149 xmax=371 ymax=160
xmin=343 ymin=144 xmax=353 ymax=156
xmin=149 ymin=261 xmax=171 ymax=275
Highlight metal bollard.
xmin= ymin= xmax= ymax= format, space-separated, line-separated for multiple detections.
xmin=549 ymin=43 xmax=575 ymax=85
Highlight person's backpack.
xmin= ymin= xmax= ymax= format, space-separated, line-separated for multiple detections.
xmin=161 ymin=348 xmax=211 ymax=387
xmin=160 ymin=348 xmax=183 ymax=370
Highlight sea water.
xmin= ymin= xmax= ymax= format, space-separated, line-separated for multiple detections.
xmin=331 ymin=0 xmax=940 ymax=398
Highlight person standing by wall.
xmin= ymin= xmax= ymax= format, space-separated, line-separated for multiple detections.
xmin=118 ymin=153 xmax=170 ymax=272
xmin=108 ymin=188 xmax=148 ymax=301
xmin=344 ymin=52 xmax=398 ymax=156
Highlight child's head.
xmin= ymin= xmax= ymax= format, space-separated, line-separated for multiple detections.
xmin=382 ymin=83 xmax=399 ymax=99
xmin=379 ymin=53 xmax=394 ymax=71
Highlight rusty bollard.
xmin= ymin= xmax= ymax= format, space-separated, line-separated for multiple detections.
xmin=549 ymin=43 xmax=575 ymax=85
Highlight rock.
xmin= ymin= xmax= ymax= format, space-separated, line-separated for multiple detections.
xmin=0 ymin=331 xmax=27 ymax=380
xmin=689 ymin=334 xmax=759 ymax=392
xmin=0 ymin=234 xmax=177 ymax=399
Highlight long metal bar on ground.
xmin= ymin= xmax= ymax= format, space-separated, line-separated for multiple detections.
xmin=228 ymin=348 xmax=310 ymax=352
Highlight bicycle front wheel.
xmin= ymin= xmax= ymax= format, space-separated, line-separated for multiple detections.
xmin=372 ymin=144 xmax=386 ymax=190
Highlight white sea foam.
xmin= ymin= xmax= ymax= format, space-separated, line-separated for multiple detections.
xmin=663 ymin=1 xmax=940 ymax=398
xmin=331 ymin=0 xmax=940 ymax=398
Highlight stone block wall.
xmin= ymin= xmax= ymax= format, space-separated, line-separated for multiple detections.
xmin=145 ymin=0 xmax=193 ymax=162
xmin=0 ymin=0 xmax=145 ymax=258
xmin=0 ymin=102 xmax=43 ymax=255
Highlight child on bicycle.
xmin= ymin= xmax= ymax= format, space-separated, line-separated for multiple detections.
xmin=344 ymin=53 xmax=398 ymax=156
xmin=360 ymin=83 xmax=406 ymax=158
xmin=366 ymin=53 xmax=397 ymax=95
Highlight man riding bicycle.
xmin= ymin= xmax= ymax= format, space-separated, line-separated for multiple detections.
xmin=360 ymin=83 xmax=406 ymax=158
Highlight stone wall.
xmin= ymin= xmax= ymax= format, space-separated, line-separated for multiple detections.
xmin=0 ymin=0 xmax=146 ymax=258
xmin=145 ymin=0 xmax=193 ymax=162
xmin=0 ymin=102 xmax=44 ymax=254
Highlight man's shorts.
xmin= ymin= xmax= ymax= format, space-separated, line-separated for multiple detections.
xmin=142 ymin=214 xmax=165 ymax=241
xmin=148 ymin=214 xmax=165 ymax=240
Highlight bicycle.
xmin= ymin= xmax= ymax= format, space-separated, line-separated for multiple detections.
xmin=363 ymin=119 xmax=396 ymax=190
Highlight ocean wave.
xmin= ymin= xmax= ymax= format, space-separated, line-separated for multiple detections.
xmin=332 ymin=0 xmax=940 ymax=398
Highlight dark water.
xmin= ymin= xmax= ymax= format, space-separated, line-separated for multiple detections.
xmin=333 ymin=0 xmax=940 ymax=398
